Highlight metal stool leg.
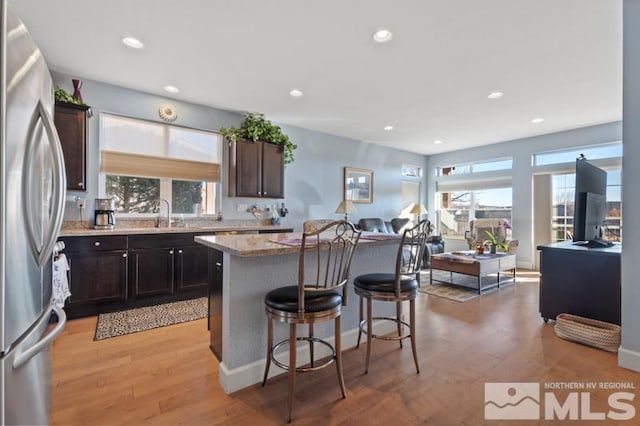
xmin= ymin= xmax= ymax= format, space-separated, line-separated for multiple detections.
xmin=262 ymin=317 xmax=273 ymax=386
xmin=309 ymin=323 xmax=315 ymax=368
xmin=410 ymin=299 xmax=420 ymax=374
xmin=287 ymin=323 xmax=297 ymax=423
xmin=396 ymin=301 xmax=403 ymax=349
xmin=365 ymin=297 xmax=373 ymax=374
xmin=335 ymin=315 xmax=346 ymax=398
xmin=356 ymin=296 xmax=363 ymax=349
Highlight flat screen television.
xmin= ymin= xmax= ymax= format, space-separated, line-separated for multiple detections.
xmin=572 ymin=157 xmax=612 ymax=247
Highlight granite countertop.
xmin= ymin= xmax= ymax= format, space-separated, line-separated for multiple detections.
xmin=194 ymin=232 xmax=400 ymax=257
xmin=60 ymin=224 xmax=292 ymax=237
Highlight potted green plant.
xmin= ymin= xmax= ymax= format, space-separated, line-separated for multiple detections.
xmin=219 ymin=113 xmax=297 ymax=164
xmin=54 ymin=87 xmax=87 ymax=106
xmin=484 ymin=230 xmax=509 ymax=254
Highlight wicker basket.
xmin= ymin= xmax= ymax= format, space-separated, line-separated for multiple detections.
xmin=554 ymin=313 xmax=621 ymax=352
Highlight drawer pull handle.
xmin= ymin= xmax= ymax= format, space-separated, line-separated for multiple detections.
xmin=215 ymin=262 xmax=222 ymax=267
xmin=169 ymin=250 xmax=174 ymax=255
xmin=178 ymin=249 xmax=183 ymax=254
xmin=122 ymin=253 xmax=127 ymax=258
xmin=94 ymin=242 xmax=100 ymax=247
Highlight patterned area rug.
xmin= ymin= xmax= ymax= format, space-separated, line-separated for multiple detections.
xmin=419 ymin=283 xmax=480 ymax=302
xmin=418 ymin=270 xmax=516 ymax=302
xmin=94 ymin=297 xmax=208 ymax=340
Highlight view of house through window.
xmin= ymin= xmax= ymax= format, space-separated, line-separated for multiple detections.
xmin=100 ymin=114 xmax=222 ymax=216
xmin=552 ymin=169 xmax=622 ymax=243
xmin=439 ymin=187 xmax=512 ymax=238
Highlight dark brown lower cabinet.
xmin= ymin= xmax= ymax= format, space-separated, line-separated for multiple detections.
xmin=129 ymin=248 xmax=175 ymax=297
xmin=208 ymin=249 xmax=223 ymax=360
xmin=176 ymin=244 xmax=210 ymax=291
xmin=66 ymin=250 xmax=128 ymax=304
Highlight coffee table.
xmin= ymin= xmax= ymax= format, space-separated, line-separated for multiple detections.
xmin=429 ymin=251 xmax=516 ymax=294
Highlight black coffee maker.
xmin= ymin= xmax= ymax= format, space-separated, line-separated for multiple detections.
xmin=94 ymin=198 xmax=116 ymax=230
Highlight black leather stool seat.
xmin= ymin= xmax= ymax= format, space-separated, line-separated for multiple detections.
xmin=354 ymin=273 xmax=419 ymax=293
xmin=265 ymin=286 xmax=342 ymax=313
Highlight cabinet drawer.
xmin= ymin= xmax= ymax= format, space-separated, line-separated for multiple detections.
xmin=61 ymin=235 xmax=127 ymax=252
xmin=129 ymin=232 xmax=216 ymax=249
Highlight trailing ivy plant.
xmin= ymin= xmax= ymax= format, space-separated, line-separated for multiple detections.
xmin=54 ymin=87 xmax=86 ymax=106
xmin=219 ymin=113 xmax=297 ymax=164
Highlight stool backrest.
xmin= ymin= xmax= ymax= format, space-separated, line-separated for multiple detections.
xmin=395 ymin=219 xmax=430 ymax=296
xmin=299 ymin=220 xmax=362 ymax=310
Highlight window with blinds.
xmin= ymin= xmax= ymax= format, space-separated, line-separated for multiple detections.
xmin=99 ymin=113 xmax=222 ymax=215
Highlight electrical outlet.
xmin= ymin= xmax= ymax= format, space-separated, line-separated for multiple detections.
xmin=76 ymin=198 xmax=86 ymax=209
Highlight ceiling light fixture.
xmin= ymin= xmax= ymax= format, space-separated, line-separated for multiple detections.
xmin=289 ymin=89 xmax=303 ymax=97
xmin=488 ymin=91 xmax=504 ymax=99
xmin=122 ymin=36 xmax=144 ymax=49
xmin=384 ymin=125 xmax=394 ymax=131
xmin=531 ymin=117 xmax=545 ymax=124
xmin=434 ymin=140 xmax=443 ymax=145
xmin=372 ymin=29 xmax=393 ymax=43
xmin=164 ymin=85 xmax=179 ymax=94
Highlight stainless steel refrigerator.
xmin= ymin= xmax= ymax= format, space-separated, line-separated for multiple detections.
xmin=1 ymin=1 xmax=68 ymax=424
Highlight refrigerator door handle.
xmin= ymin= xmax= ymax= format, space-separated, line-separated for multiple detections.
xmin=12 ymin=305 xmax=67 ymax=369
xmin=22 ymin=100 xmax=67 ymax=267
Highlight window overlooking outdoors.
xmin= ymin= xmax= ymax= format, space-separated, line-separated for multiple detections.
xmin=551 ymin=169 xmax=622 ymax=243
xmin=436 ymin=158 xmax=512 ymax=176
xmin=100 ymin=114 xmax=222 ymax=216
xmin=534 ymin=142 xmax=622 ymax=167
xmin=439 ymin=187 xmax=512 ymax=237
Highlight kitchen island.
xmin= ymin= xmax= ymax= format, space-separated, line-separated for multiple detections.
xmin=195 ymin=232 xmax=401 ymax=393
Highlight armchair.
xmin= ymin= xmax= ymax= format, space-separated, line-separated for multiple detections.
xmin=466 ymin=218 xmax=518 ymax=254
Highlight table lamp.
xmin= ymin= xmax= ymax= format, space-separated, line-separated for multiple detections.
xmin=410 ymin=203 xmax=427 ymax=223
xmin=335 ymin=200 xmax=357 ymax=221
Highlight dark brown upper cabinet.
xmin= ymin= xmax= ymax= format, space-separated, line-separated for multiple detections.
xmin=229 ymin=139 xmax=284 ymax=198
xmin=54 ymin=102 xmax=90 ymax=191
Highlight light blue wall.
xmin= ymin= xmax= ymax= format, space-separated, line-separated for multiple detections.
xmin=620 ymin=0 xmax=640 ymax=371
xmin=425 ymin=122 xmax=622 ymax=268
xmin=53 ymin=72 xmax=427 ymax=230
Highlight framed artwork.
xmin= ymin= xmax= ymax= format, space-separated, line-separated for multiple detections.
xmin=344 ymin=167 xmax=373 ymax=203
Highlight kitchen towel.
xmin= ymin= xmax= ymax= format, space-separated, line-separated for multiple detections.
xmin=52 ymin=254 xmax=71 ymax=308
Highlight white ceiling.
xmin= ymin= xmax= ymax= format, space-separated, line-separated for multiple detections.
xmin=12 ymin=0 xmax=622 ymax=155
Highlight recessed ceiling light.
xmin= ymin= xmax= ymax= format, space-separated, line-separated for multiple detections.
xmin=531 ymin=117 xmax=545 ymax=124
xmin=488 ymin=91 xmax=504 ymax=99
xmin=384 ymin=125 xmax=394 ymax=131
xmin=122 ymin=36 xmax=144 ymax=49
xmin=372 ymin=29 xmax=393 ymax=43
xmin=164 ymin=85 xmax=179 ymax=94
xmin=434 ymin=140 xmax=443 ymax=145
xmin=289 ymin=89 xmax=303 ymax=97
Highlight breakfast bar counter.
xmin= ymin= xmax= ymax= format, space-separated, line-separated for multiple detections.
xmin=195 ymin=232 xmax=400 ymax=393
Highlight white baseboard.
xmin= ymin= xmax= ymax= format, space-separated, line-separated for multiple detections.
xmin=516 ymin=260 xmax=535 ymax=270
xmin=619 ymin=347 xmax=640 ymax=372
xmin=218 ymin=320 xmax=397 ymax=394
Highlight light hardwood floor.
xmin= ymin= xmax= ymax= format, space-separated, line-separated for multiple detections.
xmin=50 ymin=272 xmax=639 ymax=425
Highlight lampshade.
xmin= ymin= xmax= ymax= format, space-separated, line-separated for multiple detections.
xmin=335 ymin=200 xmax=358 ymax=215
xmin=409 ymin=203 xmax=427 ymax=215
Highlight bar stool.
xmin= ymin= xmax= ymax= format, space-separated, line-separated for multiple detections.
xmin=262 ymin=220 xmax=361 ymax=422
xmin=353 ymin=219 xmax=430 ymax=374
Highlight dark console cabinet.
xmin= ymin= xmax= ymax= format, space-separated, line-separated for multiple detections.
xmin=538 ymin=241 xmax=621 ymax=324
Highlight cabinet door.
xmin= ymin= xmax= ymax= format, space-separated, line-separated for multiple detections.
xmin=175 ymin=244 xmax=209 ymax=291
xmin=235 ymin=139 xmax=262 ymax=197
xmin=129 ymin=248 xmax=174 ymax=297
xmin=261 ymin=142 xmax=285 ymax=198
xmin=54 ymin=104 xmax=87 ymax=191
xmin=66 ymin=251 xmax=127 ymax=305
xmin=209 ymin=249 xmax=223 ymax=361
